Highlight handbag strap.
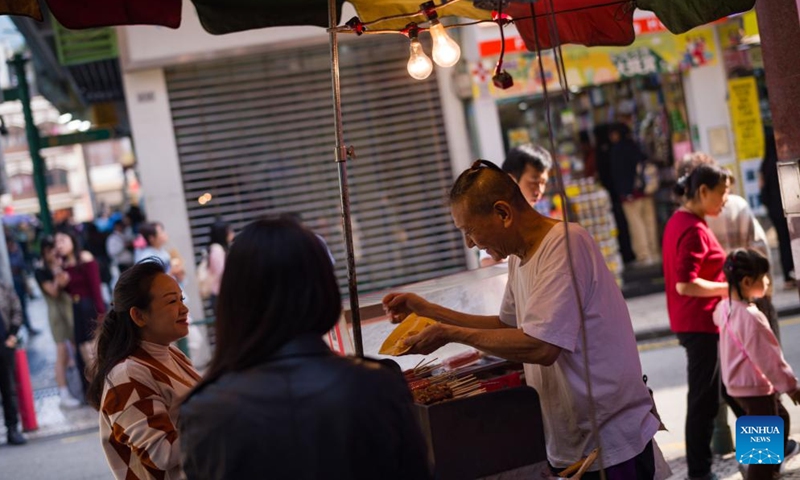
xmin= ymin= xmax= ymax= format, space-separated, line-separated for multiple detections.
xmin=722 ymin=300 xmax=766 ymax=378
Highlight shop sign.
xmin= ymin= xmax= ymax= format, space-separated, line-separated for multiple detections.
xmin=728 ymin=76 xmax=765 ymax=161
xmin=632 ymin=16 xmax=668 ymax=35
xmin=471 ymin=26 xmax=718 ymax=99
xmin=611 ymin=48 xmax=667 ymax=77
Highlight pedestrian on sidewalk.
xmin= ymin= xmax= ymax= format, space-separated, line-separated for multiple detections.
xmin=87 ymin=260 xmax=200 ymax=480
xmin=662 ymin=163 xmax=744 ymax=480
xmin=133 ymin=222 xmax=172 ymax=272
xmin=34 ymin=237 xmax=81 ymax=408
xmin=56 ymin=231 xmax=106 ymax=377
xmin=610 ymin=123 xmax=660 ymax=266
xmin=679 ymin=152 xmax=780 ymax=342
xmin=714 ymin=249 xmax=800 ymax=480
xmin=760 ymin=127 xmax=795 ymax=289
xmin=204 ymin=220 xmax=233 ymax=311
xmin=0 ymin=280 xmax=27 ymax=445
xmin=180 ymin=218 xmax=432 ymax=480
xmin=6 ymin=234 xmax=39 ymax=337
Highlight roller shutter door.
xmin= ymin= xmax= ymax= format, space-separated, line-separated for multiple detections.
xmin=165 ymin=34 xmax=466 ymax=297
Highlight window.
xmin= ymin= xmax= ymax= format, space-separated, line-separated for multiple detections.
xmin=8 ymin=174 xmax=35 ymax=199
xmin=8 ymin=169 xmax=69 ymax=199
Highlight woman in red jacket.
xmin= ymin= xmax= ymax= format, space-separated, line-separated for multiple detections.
xmin=662 ymin=162 xmax=740 ymax=480
xmin=55 ymin=231 xmax=106 ymax=373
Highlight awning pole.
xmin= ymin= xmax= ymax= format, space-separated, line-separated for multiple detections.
xmin=329 ymin=0 xmax=363 ymax=356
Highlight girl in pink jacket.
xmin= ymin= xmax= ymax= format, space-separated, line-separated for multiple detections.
xmin=714 ymin=248 xmax=800 ymax=479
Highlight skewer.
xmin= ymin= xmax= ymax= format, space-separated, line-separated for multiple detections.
xmin=452 ymin=385 xmax=482 ymax=395
xmin=414 ymin=357 xmax=438 ymax=371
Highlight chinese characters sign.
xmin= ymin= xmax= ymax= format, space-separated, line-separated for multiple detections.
xmin=728 ymin=76 xmax=765 ymax=161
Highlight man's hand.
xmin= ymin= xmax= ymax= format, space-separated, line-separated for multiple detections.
xmin=5 ymin=335 xmax=18 ymax=349
xmin=402 ymin=323 xmax=453 ymax=355
xmin=382 ymin=293 xmax=432 ymax=324
xmin=789 ymin=389 xmax=800 ymax=406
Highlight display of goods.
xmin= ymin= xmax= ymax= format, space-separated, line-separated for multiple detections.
xmin=412 ymin=383 xmax=453 ymax=405
xmin=443 ymin=349 xmax=483 ymax=370
xmin=409 ymin=374 xmax=485 ymax=406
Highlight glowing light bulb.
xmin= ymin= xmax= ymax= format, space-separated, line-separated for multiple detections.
xmin=429 ymin=22 xmax=461 ymax=68
xmin=407 ymin=39 xmax=433 ymax=80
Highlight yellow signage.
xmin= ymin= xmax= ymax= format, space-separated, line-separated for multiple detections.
xmin=728 ymin=76 xmax=765 ymax=161
xmin=472 ymin=27 xmax=718 ymax=99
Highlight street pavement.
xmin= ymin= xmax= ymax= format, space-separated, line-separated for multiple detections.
xmin=0 ymin=272 xmax=799 ymax=479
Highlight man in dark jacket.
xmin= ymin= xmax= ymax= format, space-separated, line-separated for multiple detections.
xmin=610 ymin=123 xmax=660 ymax=265
xmin=0 ymin=281 xmax=27 ymax=445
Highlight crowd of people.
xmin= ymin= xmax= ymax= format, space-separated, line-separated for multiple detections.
xmin=0 ymin=204 xmax=236 ymax=448
xmin=0 ymin=136 xmax=797 ymax=480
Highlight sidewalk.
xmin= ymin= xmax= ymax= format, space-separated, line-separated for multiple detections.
xmin=0 ymin=294 xmax=97 ymax=445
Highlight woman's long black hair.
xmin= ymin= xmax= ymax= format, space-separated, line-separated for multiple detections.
xmin=208 ymin=220 xmax=231 ymax=251
xmin=86 ymin=260 xmax=166 ymax=410
xmin=188 ymin=217 xmax=341 ymax=398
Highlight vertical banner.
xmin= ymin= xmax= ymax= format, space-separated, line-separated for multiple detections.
xmin=728 ymin=76 xmax=765 ymax=161
xmin=728 ymin=76 xmax=766 ymax=212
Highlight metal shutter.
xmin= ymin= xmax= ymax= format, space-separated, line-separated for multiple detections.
xmin=165 ymin=35 xmax=466 ymax=298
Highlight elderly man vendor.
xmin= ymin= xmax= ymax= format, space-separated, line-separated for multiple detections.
xmin=383 ymin=160 xmax=665 ymax=480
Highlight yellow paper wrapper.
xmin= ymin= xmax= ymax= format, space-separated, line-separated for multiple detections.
xmin=379 ymin=313 xmax=437 ymax=356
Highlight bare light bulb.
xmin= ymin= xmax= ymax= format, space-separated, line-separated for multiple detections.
xmin=429 ymin=22 xmax=461 ymax=68
xmin=407 ymin=39 xmax=433 ymax=80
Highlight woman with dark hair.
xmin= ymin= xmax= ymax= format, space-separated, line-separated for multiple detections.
xmin=662 ymin=163 xmax=742 ymax=480
xmin=179 ymin=218 xmax=431 ymax=480
xmin=56 ymin=230 xmax=106 ymax=370
xmin=206 ymin=220 xmax=233 ymax=309
xmin=88 ymin=260 xmax=199 ymax=480
xmin=134 ymin=222 xmax=172 ymax=272
xmin=35 ymin=236 xmax=81 ymax=407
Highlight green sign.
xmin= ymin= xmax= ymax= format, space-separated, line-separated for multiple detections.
xmin=53 ymin=15 xmax=118 ymax=66
xmin=40 ymin=128 xmax=113 ymax=148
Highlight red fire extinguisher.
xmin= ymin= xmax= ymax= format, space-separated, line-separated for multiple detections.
xmin=14 ymin=348 xmax=38 ymax=432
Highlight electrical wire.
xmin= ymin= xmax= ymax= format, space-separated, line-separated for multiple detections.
xmin=332 ymin=0 xmax=632 ymax=36
xmin=529 ymin=2 xmax=607 ymax=477
xmin=495 ymin=3 xmax=505 ymax=75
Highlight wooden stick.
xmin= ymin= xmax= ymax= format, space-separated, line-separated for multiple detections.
xmin=571 ymin=449 xmax=599 ymax=479
xmin=557 ymin=449 xmax=599 ymax=478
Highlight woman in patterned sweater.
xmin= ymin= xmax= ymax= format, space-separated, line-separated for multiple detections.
xmin=87 ymin=259 xmax=200 ymax=480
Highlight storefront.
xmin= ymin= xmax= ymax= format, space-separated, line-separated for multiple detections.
xmin=117 ymin=3 xmax=479 ymax=320
xmin=461 ymin=13 xmax=730 ymax=276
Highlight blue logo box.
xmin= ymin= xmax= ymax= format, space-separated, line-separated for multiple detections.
xmin=736 ymin=416 xmax=784 ymax=465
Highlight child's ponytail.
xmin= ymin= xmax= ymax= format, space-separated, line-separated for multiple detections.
xmin=723 ymin=248 xmax=770 ymax=301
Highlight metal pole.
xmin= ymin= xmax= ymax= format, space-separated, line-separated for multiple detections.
xmin=9 ymin=55 xmax=53 ymax=235
xmin=329 ymin=0 xmax=363 ymax=356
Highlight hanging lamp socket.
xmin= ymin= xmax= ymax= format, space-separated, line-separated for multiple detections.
xmin=492 ymin=70 xmax=514 ymax=89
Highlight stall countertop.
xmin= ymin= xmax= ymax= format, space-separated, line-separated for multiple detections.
xmin=343 ymin=263 xmax=508 ymax=321
xmin=344 ymin=263 xmax=510 ymax=371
